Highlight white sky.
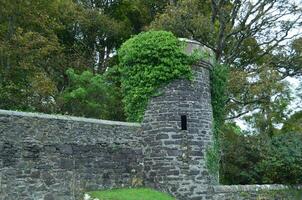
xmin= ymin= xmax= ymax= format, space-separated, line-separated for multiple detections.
xmin=234 ymin=0 xmax=302 ymax=131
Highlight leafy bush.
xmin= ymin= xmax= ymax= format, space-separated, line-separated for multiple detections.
xmin=59 ymin=68 xmax=125 ymax=120
xmin=118 ymin=30 xmax=197 ymax=122
xmin=220 ymin=124 xmax=264 ymax=184
xmin=281 ymin=111 xmax=302 ymax=134
xmin=257 ymin=132 xmax=302 ymax=184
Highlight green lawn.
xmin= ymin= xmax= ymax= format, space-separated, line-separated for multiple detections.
xmin=88 ymin=188 xmax=175 ymax=200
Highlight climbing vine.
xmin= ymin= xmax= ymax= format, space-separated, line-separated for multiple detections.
xmin=119 ymin=30 xmax=229 ymax=181
xmin=118 ymin=31 xmax=198 ymax=122
xmin=206 ymin=63 xmax=229 ymax=182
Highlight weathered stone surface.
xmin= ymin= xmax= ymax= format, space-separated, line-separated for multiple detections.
xmin=142 ymin=39 xmax=216 ymax=200
xmin=210 ymin=185 xmax=302 ymax=200
xmin=0 ymin=110 xmax=142 ymax=200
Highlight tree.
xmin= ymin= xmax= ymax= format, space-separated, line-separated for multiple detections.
xmin=271 ymin=37 xmax=302 ymax=79
xmin=59 ymin=68 xmax=124 ymax=120
xmin=150 ymin=0 xmax=302 ymax=133
xmin=220 ymin=123 xmax=264 ymax=184
xmin=0 ymin=0 xmax=70 ymax=112
xmin=72 ymin=0 xmax=172 ymax=73
xmin=281 ymin=111 xmax=302 ymax=134
xmin=220 ymin=123 xmax=302 ymax=185
xmin=151 ymin=0 xmax=302 ymax=65
xmin=257 ymin=132 xmax=302 ymax=184
xmin=0 ymin=0 xmax=154 ymax=114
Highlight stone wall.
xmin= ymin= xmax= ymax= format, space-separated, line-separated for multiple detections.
xmin=211 ymin=185 xmax=302 ymax=200
xmin=0 ymin=110 xmax=142 ymax=200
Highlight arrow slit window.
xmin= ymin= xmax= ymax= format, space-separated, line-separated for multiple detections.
xmin=181 ymin=115 xmax=187 ymax=130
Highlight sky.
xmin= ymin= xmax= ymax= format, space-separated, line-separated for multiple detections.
xmin=234 ymin=0 xmax=302 ymax=131
xmin=235 ymin=77 xmax=301 ymax=132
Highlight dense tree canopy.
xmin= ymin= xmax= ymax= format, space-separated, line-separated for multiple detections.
xmin=0 ymin=0 xmax=171 ymax=113
xmin=221 ymin=123 xmax=302 ymax=184
xmin=0 ymin=0 xmax=69 ymax=112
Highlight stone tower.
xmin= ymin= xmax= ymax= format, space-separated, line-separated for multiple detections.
xmin=142 ymin=39 xmax=215 ymax=199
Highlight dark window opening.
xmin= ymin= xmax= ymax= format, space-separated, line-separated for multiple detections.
xmin=181 ymin=115 xmax=187 ymax=130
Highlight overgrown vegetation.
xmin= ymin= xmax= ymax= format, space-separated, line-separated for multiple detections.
xmin=0 ymin=0 xmax=170 ymax=114
xmin=59 ymin=68 xmax=125 ymax=120
xmin=206 ymin=63 xmax=229 ymax=182
xmin=118 ymin=31 xmax=197 ymax=122
xmin=88 ymin=188 xmax=175 ymax=200
xmin=220 ymin=123 xmax=302 ymax=185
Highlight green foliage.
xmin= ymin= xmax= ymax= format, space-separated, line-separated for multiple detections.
xmin=73 ymin=0 xmax=171 ymax=73
xmin=59 ymin=69 xmax=124 ymax=120
xmin=240 ymin=64 xmax=292 ymax=137
xmin=257 ymin=133 xmax=302 ymax=184
xmin=150 ymin=0 xmax=301 ymax=138
xmin=281 ymin=111 xmax=302 ymax=134
xmin=211 ymin=64 xmax=229 ymax=127
xmin=220 ymin=126 xmax=302 ymax=185
xmin=0 ymin=0 xmax=169 ymax=115
xmin=103 ymin=65 xmax=126 ymax=121
xmin=118 ymin=31 xmax=196 ymax=122
xmin=220 ymin=124 xmax=264 ymax=184
xmin=88 ymin=188 xmax=175 ymax=200
xmin=206 ymin=63 xmax=229 ymax=181
xmin=0 ymin=0 xmax=77 ymax=112
xmin=150 ymin=0 xmax=213 ymax=44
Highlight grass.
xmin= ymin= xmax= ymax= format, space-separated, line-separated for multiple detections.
xmin=88 ymin=188 xmax=175 ymax=200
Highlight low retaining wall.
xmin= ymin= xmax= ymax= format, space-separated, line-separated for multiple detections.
xmin=0 ymin=110 xmax=142 ymax=200
xmin=211 ymin=184 xmax=302 ymax=200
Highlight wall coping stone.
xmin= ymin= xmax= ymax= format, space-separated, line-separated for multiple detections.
xmin=179 ymin=38 xmax=215 ymax=66
xmin=0 ymin=109 xmax=141 ymax=127
xmin=212 ymin=184 xmax=302 ymax=193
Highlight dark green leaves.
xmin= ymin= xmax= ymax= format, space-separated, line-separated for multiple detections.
xmin=59 ymin=69 xmax=125 ymax=121
xmin=118 ymin=31 xmax=194 ymax=122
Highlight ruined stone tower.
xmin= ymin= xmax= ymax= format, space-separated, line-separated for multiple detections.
xmin=142 ymin=39 xmax=215 ymax=200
